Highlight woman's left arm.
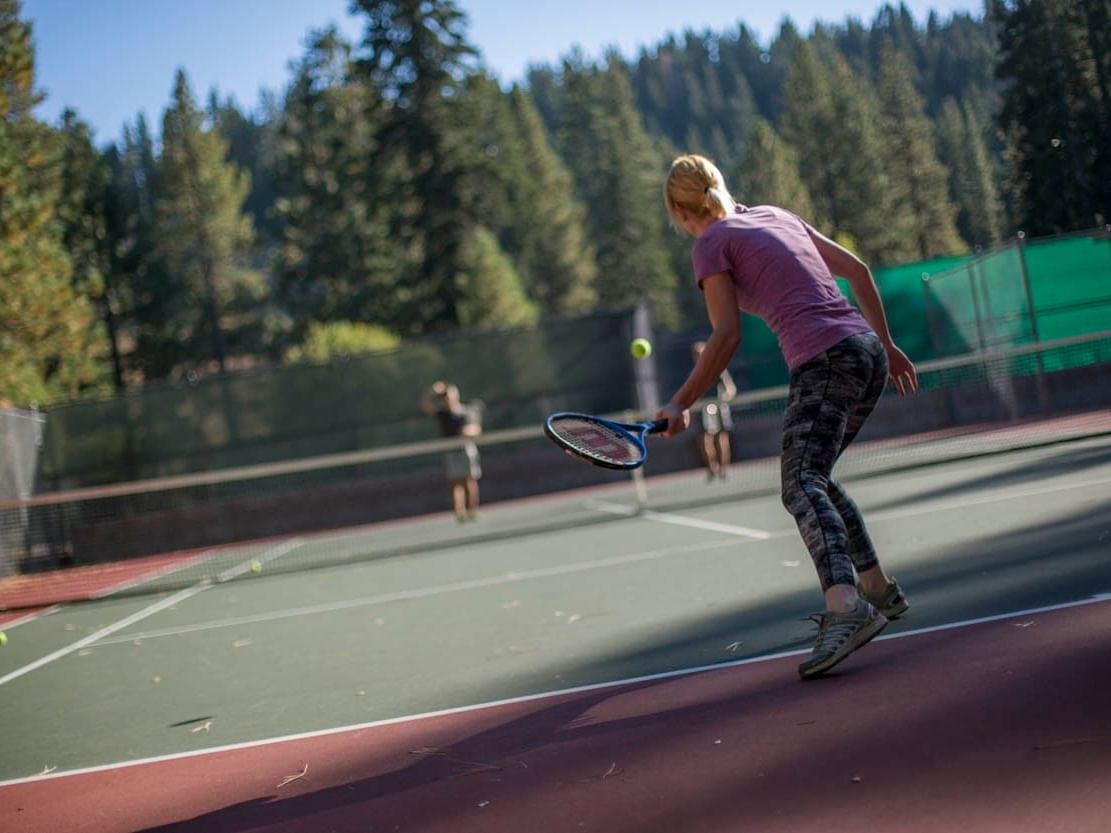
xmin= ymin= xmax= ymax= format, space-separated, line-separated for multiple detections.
xmin=805 ymin=225 xmax=919 ymax=396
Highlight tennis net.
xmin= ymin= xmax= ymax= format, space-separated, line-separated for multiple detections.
xmin=2 ymin=331 xmax=1109 ymax=610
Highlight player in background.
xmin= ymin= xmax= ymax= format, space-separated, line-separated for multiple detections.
xmin=690 ymin=340 xmax=737 ymax=481
xmin=658 ymin=154 xmax=917 ymax=679
xmin=421 ymin=381 xmax=483 ymax=522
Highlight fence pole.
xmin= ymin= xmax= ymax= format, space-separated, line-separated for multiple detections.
xmin=631 ymin=300 xmax=660 ymax=414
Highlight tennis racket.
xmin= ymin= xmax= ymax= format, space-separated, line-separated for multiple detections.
xmin=544 ymin=412 xmax=669 ymax=470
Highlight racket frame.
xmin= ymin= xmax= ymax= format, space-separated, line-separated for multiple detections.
xmin=543 ymin=411 xmax=668 ymax=470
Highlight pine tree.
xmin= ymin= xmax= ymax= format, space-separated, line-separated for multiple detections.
xmin=734 ymin=119 xmax=816 ymax=220
xmin=455 ymin=226 xmax=539 ymax=330
xmin=628 ymin=31 xmax=756 ymax=171
xmin=503 ymin=86 xmax=597 ymax=315
xmin=875 ymin=43 xmax=965 ymax=258
xmin=459 ymin=75 xmax=597 ymax=317
xmin=937 ymin=98 xmax=1005 ymax=246
xmin=922 ymin=10 xmax=998 ymax=117
xmin=558 ymin=57 xmax=676 ymax=326
xmin=155 ymin=69 xmax=255 ymax=373
xmin=102 ymin=115 xmax=179 ymax=381
xmin=525 ymin=65 xmax=563 ymax=137
xmin=781 ymin=42 xmax=914 ymax=263
xmin=351 ymin=0 xmax=479 ymax=332
xmin=0 ymin=0 xmax=104 ymax=405
xmin=991 ymin=0 xmax=1111 ymax=232
xmin=208 ymin=92 xmax=281 ymax=248
xmin=271 ymin=28 xmax=404 ymax=340
xmin=56 ymin=109 xmax=126 ymax=389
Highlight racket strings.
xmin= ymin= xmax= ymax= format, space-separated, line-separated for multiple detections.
xmin=548 ymin=417 xmax=641 ymax=464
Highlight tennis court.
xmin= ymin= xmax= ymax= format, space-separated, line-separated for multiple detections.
xmin=2 ymin=403 xmax=1110 ymax=831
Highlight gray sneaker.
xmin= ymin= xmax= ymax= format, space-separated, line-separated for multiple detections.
xmin=798 ymin=601 xmax=888 ymax=680
xmin=858 ymin=579 xmax=909 ymax=619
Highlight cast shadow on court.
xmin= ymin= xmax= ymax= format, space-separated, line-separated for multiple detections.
xmin=137 ymin=614 xmax=1111 ymax=833
xmin=139 ymin=504 xmax=1111 ymax=832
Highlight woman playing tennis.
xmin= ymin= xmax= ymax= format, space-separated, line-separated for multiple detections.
xmin=659 ymin=154 xmax=918 ymax=679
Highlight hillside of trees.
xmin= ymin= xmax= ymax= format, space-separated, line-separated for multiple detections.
xmin=2 ymin=0 xmax=1109 ymax=407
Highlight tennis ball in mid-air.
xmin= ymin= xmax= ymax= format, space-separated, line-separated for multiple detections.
xmin=630 ymin=338 xmax=652 ymax=359
xmin=250 ymin=560 xmax=263 ymax=574
xmin=0 ymin=631 xmax=7 ymax=646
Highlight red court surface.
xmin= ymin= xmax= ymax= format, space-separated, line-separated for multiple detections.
xmin=3 ymin=598 xmax=1109 ymax=833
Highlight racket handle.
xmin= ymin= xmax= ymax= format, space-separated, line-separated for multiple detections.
xmin=647 ymin=418 xmax=670 ymax=434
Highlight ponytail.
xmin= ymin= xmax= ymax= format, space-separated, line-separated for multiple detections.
xmin=664 ymin=154 xmax=737 ymax=230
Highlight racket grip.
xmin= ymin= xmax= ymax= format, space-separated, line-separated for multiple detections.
xmin=647 ymin=418 xmax=670 ymax=434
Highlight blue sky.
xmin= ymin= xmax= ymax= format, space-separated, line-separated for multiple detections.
xmin=25 ymin=0 xmax=983 ymax=146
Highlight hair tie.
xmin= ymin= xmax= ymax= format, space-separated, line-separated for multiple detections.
xmin=703 ymin=185 xmax=711 ymax=195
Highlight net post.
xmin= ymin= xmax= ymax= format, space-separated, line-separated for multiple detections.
xmin=631 ymin=301 xmax=660 ymax=414
xmin=631 ymin=467 xmax=648 ymax=513
xmin=622 ymin=409 xmax=649 ymax=513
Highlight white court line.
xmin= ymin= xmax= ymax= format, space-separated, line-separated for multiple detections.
xmin=216 ymin=538 xmax=304 ymax=583
xmin=92 ymin=549 xmax=223 ymax=599
xmin=90 ymin=472 xmax=1111 ymax=646
xmin=587 ymin=500 xmax=771 ymax=538
xmin=95 ymin=537 xmax=752 ymax=646
xmin=1 ymin=593 xmax=1107 ymax=788
xmin=0 ymin=584 xmax=208 ymax=687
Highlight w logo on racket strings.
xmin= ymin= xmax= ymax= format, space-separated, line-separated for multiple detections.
xmin=544 ymin=412 xmax=666 ymax=470
xmin=563 ymin=425 xmax=636 ymax=461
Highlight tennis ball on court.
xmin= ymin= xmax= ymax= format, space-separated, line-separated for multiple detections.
xmin=0 ymin=631 xmax=7 ymax=646
xmin=250 ymin=560 xmax=263 ymax=574
xmin=630 ymin=338 xmax=652 ymax=359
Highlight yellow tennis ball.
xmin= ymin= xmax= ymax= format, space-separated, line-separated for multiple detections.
xmin=0 ymin=631 xmax=7 ymax=646
xmin=630 ymin=338 xmax=652 ymax=359
xmin=250 ymin=560 xmax=262 ymax=574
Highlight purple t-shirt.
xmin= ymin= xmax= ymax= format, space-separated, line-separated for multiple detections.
xmin=692 ymin=205 xmax=872 ymax=370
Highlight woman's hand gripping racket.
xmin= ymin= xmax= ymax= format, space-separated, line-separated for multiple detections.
xmin=544 ymin=412 xmax=669 ymax=470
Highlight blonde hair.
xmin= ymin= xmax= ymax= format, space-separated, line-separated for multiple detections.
xmin=663 ymin=154 xmax=736 ymax=230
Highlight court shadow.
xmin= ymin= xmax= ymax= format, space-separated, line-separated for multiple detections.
xmin=543 ymin=498 xmax=1111 ymax=687
xmin=135 ymin=606 xmax=1111 ymax=833
xmin=135 ymin=500 xmax=1111 ymax=832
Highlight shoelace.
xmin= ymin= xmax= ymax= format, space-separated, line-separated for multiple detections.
xmin=805 ymin=613 xmax=858 ymax=653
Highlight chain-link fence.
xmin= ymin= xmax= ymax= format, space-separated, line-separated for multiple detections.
xmin=41 ymin=309 xmax=646 ymax=489
xmin=923 ymin=227 xmax=1111 ymax=357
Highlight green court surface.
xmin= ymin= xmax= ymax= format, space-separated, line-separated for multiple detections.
xmin=2 ymin=434 xmax=1110 ymax=782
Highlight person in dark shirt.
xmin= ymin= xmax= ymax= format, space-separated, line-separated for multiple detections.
xmin=420 ymin=381 xmax=483 ymax=522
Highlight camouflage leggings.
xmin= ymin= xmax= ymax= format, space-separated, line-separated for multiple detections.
xmin=780 ymin=332 xmax=889 ymax=591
